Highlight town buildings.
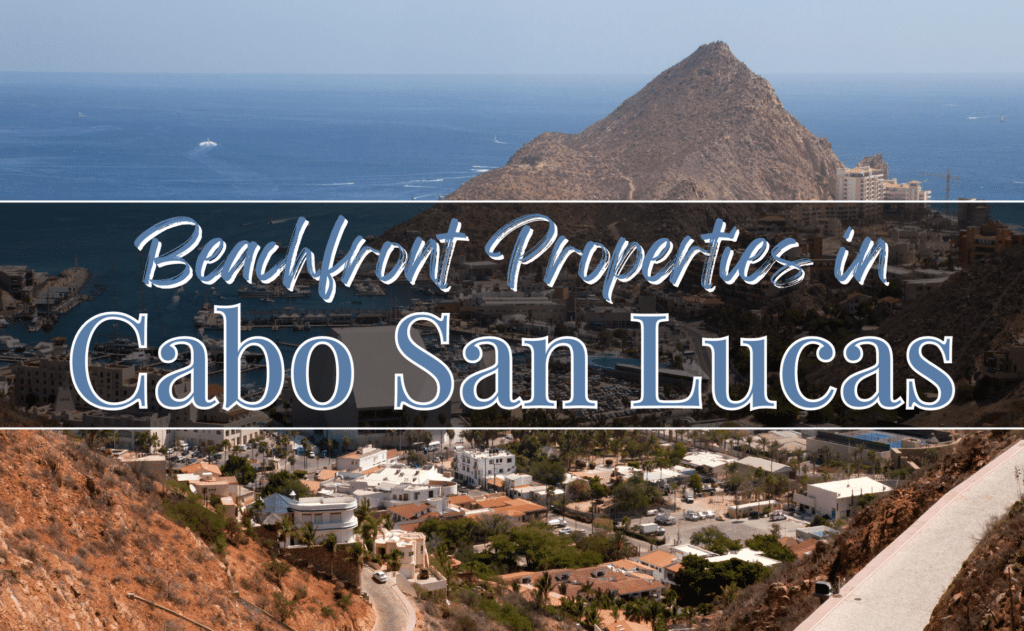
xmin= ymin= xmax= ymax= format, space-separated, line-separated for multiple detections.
xmin=454 ymin=447 xmax=516 ymax=488
xmin=794 ymin=477 xmax=893 ymax=520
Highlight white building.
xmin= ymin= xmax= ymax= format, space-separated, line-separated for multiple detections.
xmin=372 ymin=529 xmax=430 ymax=579
xmin=884 ymin=179 xmax=931 ymax=201
xmin=681 ymin=451 xmax=737 ymax=477
xmin=837 ymin=166 xmax=885 ymax=200
xmin=707 ymin=548 xmax=780 ymax=567
xmin=455 ymin=448 xmax=516 ymax=488
xmin=334 ymin=465 xmax=458 ymax=509
xmin=266 ymin=493 xmax=359 ymax=546
xmin=794 ymin=477 xmax=893 ymax=520
xmin=336 ymin=444 xmax=391 ymax=472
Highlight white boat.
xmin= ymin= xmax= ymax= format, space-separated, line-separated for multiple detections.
xmin=199 ymin=138 xmax=217 ymax=147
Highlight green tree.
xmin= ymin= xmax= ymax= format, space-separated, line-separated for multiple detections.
xmin=529 ymin=458 xmax=567 ymax=486
xmin=134 ymin=431 xmax=159 ymax=454
xmin=688 ymin=473 xmax=703 ymax=493
xmin=533 ymin=571 xmax=553 ymax=608
xmin=298 ymin=521 xmax=317 ymax=547
xmin=689 ymin=526 xmax=741 ymax=555
xmin=261 ymin=470 xmax=312 ymax=498
xmin=612 ymin=476 xmax=662 ymax=513
xmin=222 ymin=454 xmax=257 ymax=485
xmin=745 ymin=532 xmax=796 ymax=562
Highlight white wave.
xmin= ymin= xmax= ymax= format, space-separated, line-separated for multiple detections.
xmin=473 ymin=169 xmax=490 ymax=173
xmin=472 ymin=166 xmax=498 ymax=169
xmin=407 ymin=178 xmax=444 ymax=183
xmin=404 ymin=184 xmax=439 ymax=188
xmin=314 ymin=182 xmax=354 ymax=186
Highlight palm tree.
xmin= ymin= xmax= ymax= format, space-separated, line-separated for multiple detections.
xmin=355 ymin=498 xmax=372 ymax=525
xmin=321 ymin=533 xmax=338 ymax=577
xmin=279 ymin=516 xmax=295 ymax=548
xmin=756 ymin=434 xmax=770 ymax=458
xmin=386 ymin=549 xmax=403 ymax=573
xmin=718 ymin=582 xmax=740 ymax=607
xmin=663 ymin=588 xmax=678 ymax=618
xmin=533 ymin=572 xmax=553 ymax=608
xmin=298 ymin=521 xmax=317 ymax=547
xmin=680 ymin=606 xmax=698 ymax=627
xmin=360 ymin=515 xmax=382 ymax=555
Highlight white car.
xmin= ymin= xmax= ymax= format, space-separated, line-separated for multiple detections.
xmin=557 ymin=527 xmax=572 ymax=535
xmin=700 ymin=510 xmax=715 ymax=520
xmin=372 ymin=571 xmax=388 ymax=584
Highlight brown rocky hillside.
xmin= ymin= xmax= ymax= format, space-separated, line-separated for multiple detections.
xmin=706 ymin=431 xmax=1018 ymax=631
xmin=447 ymin=42 xmax=842 ymax=201
xmin=924 ymin=493 xmax=1024 ymax=630
xmin=0 ymin=422 xmax=373 ymax=631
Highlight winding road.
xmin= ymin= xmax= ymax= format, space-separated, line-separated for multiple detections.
xmin=361 ymin=567 xmax=415 ymax=631
xmin=795 ymin=440 xmax=1024 ymax=631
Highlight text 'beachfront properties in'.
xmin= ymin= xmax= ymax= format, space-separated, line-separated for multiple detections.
xmin=67 ymin=214 xmax=954 ymax=416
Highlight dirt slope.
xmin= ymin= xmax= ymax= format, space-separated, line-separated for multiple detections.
xmin=0 ymin=425 xmax=373 ymax=631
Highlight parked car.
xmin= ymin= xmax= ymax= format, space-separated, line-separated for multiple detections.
xmin=557 ymin=527 xmax=572 ymax=536
xmin=684 ymin=511 xmax=700 ymax=522
xmin=770 ymin=511 xmax=786 ymax=522
xmin=700 ymin=510 xmax=715 ymax=520
xmin=655 ymin=514 xmax=676 ymax=526
xmin=372 ymin=571 xmax=388 ymax=584
xmin=646 ymin=508 xmax=659 ymax=516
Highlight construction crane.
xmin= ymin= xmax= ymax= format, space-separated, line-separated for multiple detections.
xmin=919 ymin=169 xmax=961 ymax=201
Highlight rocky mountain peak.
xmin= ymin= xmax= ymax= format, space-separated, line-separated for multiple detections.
xmin=448 ymin=42 xmax=843 ymax=201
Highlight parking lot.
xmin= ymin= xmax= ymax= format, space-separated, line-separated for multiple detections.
xmin=623 ymin=490 xmax=809 ymax=549
xmin=633 ymin=511 xmax=807 ymax=548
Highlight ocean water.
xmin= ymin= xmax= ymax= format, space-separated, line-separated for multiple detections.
xmin=1 ymin=72 xmax=1021 ymax=202
xmin=0 ymin=73 xmax=648 ymax=201
xmin=1 ymin=72 xmax=1022 ymax=368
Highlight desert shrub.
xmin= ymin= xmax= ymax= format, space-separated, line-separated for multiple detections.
xmin=263 ymin=560 xmax=291 ymax=585
xmin=162 ymin=496 xmax=228 ymax=554
xmin=271 ymin=592 xmax=297 ymax=621
xmin=0 ymin=501 xmax=16 ymax=526
xmin=240 ymin=571 xmax=265 ymax=592
xmin=479 ymin=596 xmax=534 ymax=630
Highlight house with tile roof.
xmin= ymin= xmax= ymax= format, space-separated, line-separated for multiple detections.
xmin=501 ymin=564 xmax=666 ymax=601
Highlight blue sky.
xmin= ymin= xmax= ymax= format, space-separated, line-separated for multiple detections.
xmin=3 ymin=1 xmax=1020 ymax=74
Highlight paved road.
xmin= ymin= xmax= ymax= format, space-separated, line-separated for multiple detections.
xmin=361 ymin=568 xmax=415 ymax=631
xmin=796 ymin=440 xmax=1024 ymax=631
